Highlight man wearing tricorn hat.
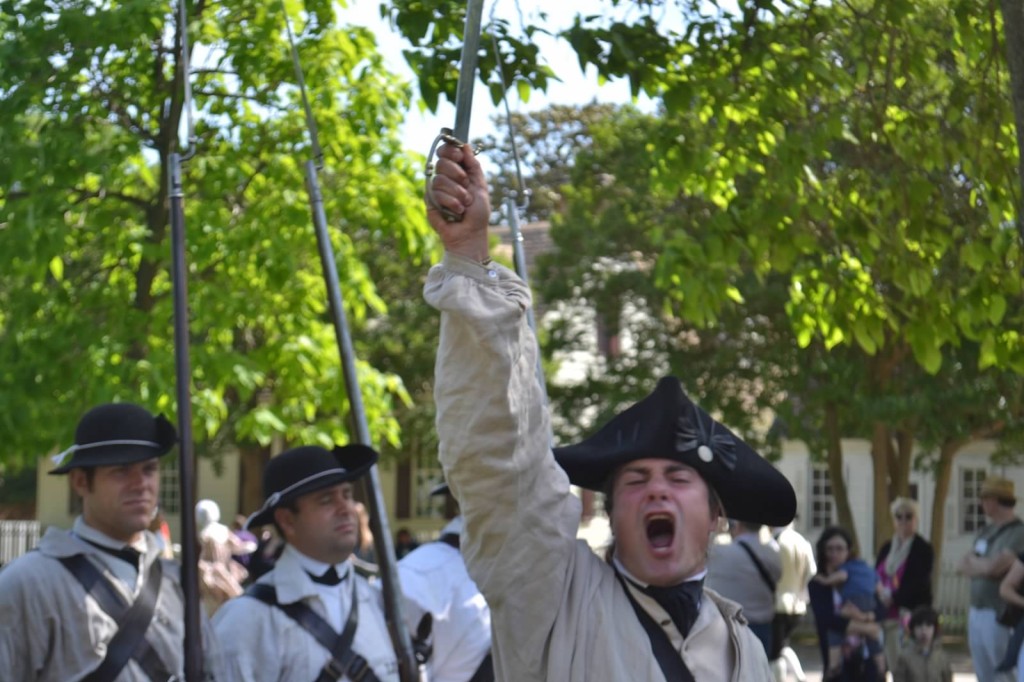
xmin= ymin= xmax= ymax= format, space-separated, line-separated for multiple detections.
xmin=0 ymin=402 xmax=224 ymax=681
xmin=423 ymin=142 xmax=796 ymax=680
xmin=958 ymin=475 xmax=1024 ymax=682
xmin=213 ymin=443 xmax=400 ymax=682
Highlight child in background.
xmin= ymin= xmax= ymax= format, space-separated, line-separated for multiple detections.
xmin=891 ymin=606 xmax=952 ymax=682
xmin=814 ymin=553 xmax=886 ymax=678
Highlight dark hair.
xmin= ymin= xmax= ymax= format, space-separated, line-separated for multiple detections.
xmin=908 ymin=605 xmax=940 ymax=631
xmin=815 ymin=526 xmax=855 ymax=572
xmin=271 ymin=500 xmax=299 ymax=539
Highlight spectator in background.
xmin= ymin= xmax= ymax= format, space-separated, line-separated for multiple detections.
xmin=196 ymin=499 xmax=256 ymax=615
xmin=149 ymin=507 xmax=175 ymax=559
xmin=997 ymin=549 xmax=1024 ymax=678
xmin=352 ymin=500 xmax=379 ymax=578
xmin=707 ymin=519 xmax=782 ymax=657
xmin=394 ymin=527 xmax=420 ymax=560
xmin=891 ymin=605 xmax=952 ymax=682
xmin=876 ymin=497 xmax=934 ymax=668
xmin=809 ymin=526 xmax=882 ymax=682
xmin=230 ymin=514 xmax=259 ymax=571
xmin=958 ymin=476 xmax=1024 ymax=682
xmin=813 ymin=533 xmax=885 ymax=678
xmin=245 ymin=527 xmax=284 ymax=584
xmin=770 ymin=521 xmax=817 ymax=682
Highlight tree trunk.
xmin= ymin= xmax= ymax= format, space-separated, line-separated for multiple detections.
xmin=895 ymin=429 xmax=915 ymax=498
xmin=871 ymin=423 xmax=893 ymax=554
xmin=1000 ymin=0 xmax=1024 ymax=251
xmin=930 ymin=440 xmax=964 ymax=588
xmin=825 ymin=403 xmax=860 ymax=554
xmin=238 ymin=444 xmax=271 ymax=516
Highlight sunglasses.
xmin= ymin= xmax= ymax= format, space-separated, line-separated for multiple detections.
xmin=894 ymin=513 xmax=914 ymax=521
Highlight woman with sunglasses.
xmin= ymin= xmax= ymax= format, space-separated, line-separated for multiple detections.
xmin=875 ymin=497 xmax=935 ymax=669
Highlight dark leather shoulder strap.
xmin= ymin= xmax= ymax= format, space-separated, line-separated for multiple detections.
xmin=245 ymin=581 xmax=279 ymax=606
xmin=245 ymin=579 xmax=381 ymax=682
xmin=412 ymin=612 xmax=433 ymax=665
xmin=736 ymin=540 xmax=777 ymax=594
xmin=989 ymin=519 xmax=1024 ymax=545
xmin=58 ymin=554 xmax=128 ymax=616
xmin=615 ymin=573 xmax=696 ymax=682
xmin=59 ymin=555 xmax=173 ymax=682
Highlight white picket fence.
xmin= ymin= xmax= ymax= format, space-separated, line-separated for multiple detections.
xmin=0 ymin=520 xmax=41 ymax=566
xmin=936 ymin=561 xmax=971 ymax=634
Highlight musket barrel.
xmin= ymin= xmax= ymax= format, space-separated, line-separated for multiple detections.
xmin=169 ymin=152 xmax=203 ymax=682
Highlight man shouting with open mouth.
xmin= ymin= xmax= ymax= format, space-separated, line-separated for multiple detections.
xmin=423 ymin=140 xmax=797 ymax=682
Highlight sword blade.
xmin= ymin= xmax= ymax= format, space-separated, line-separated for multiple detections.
xmin=452 ymin=0 xmax=486 ymax=142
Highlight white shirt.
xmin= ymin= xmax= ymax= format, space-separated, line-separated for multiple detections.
xmin=289 ymin=546 xmax=354 ymax=631
xmin=398 ymin=517 xmax=491 ymax=682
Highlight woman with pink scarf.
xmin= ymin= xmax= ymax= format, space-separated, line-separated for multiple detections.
xmin=875 ymin=497 xmax=935 ymax=670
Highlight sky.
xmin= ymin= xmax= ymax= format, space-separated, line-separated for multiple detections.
xmin=342 ymin=0 xmax=650 ymax=163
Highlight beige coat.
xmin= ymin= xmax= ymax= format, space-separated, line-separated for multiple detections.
xmin=891 ymin=643 xmax=953 ymax=682
xmin=0 ymin=526 xmax=223 ymax=681
xmin=425 ymin=254 xmax=773 ymax=682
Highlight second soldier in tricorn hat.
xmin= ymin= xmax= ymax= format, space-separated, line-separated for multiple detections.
xmin=0 ymin=402 xmax=224 ymax=680
xmin=423 ymin=140 xmax=795 ymax=681
xmin=213 ymin=443 xmax=400 ymax=682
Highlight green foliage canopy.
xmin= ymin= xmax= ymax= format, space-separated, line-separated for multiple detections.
xmin=0 ymin=0 xmax=435 ymax=469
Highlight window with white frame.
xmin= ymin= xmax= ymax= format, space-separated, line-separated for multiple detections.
xmin=159 ymin=458 xmax=181 ymax=514
xmin=809 ymin=465 xmax=834 ymax=529
xmin=961 ymin=468 xmax=987 ymax=535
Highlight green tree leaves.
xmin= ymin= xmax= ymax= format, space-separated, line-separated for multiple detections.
xmin=0 ymin=0 xmax=433 ymax=468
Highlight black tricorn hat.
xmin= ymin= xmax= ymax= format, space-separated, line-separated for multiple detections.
xmin=49 ymin=403 xmax=178 ymax=475
xmin=553 ymin=376 xmax=796 ymax=527
xmin=245 ymin=444 xmax=378 ymax=529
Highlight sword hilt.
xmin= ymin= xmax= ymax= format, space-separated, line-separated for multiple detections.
xmin=425 ymin=127 xmax=485 ymax=222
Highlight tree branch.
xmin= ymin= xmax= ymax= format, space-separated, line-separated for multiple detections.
xmin=69 ymin=187 xmax=154 ymax=211
xmin=192 ymin=88 xmax=287 ymax=110
xmin=88 ymin=72 xmax=157 ymax=143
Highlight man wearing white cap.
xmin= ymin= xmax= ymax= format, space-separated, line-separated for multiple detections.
xmin=213 ymin=444 xmax=399 ymax=682
xmin=0 ymin=402 xmax=224 ymax=681
xmin=423 ymin=141 xmax=796 ymax=681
